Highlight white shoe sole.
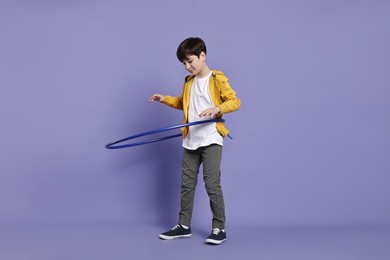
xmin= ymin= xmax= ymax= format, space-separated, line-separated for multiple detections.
xmin=206 ymin=238 xmax=227 ymax=245
xmin=159 ymin=233 xmax=192 ymax=240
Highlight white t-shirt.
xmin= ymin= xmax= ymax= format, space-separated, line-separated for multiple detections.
xmin=182 ymin=71 xmax=224 ymax=150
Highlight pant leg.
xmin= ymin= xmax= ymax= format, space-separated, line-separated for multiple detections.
xmin=178 ymin=148 xmax=202 ymax=227
xmin=201 ymin=144 xmax=226 ymax=229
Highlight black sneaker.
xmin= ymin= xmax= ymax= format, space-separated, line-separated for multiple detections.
xmin=205 ymin=228 xmax=227 ymax=245
xmin=159 ymin=224 xmax=192 ymax=240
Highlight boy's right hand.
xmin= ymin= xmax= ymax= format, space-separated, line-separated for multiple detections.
xmin=149 ymin=94 xmax=165 ymax=103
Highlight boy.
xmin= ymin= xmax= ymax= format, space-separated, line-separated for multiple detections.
xmin=149 ymin=37 xmax=240 ymax=245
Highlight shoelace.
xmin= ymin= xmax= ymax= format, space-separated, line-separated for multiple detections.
xmin=212 ymin=228 xmax=222 ymax=235
xmin=172 ymin=224 xmax=181 ymax=230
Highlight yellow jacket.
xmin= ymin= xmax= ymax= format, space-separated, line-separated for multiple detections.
xmin=163 ymin=70 xmax=241 ymax=138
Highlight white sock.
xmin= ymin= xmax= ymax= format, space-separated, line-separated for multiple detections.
xmin=181 ymin=224 xmax=189 ymax=229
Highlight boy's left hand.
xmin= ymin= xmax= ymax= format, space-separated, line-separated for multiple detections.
xmin=199 ymin=107 xmax=221 ymax=117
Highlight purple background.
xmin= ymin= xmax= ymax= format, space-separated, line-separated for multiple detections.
xmin=1 ymin=0 xmax=389 ymax=259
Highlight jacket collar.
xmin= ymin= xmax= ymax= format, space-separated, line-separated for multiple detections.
xmin=185 ymin=70 xmax=216 ymax=82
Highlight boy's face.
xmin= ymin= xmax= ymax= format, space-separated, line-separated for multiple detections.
xmin=182 ymin=52 xmax=206 ymax=76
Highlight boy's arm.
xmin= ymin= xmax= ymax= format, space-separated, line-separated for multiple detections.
xmin=162 ymin=93 xmax=184 ymax=110
xmin=217 ymin=78 xmax=241 ymax=114
xmin=149 ymin=93 xmax=183 ymax=110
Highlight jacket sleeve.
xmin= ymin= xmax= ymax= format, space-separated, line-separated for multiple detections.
xmin=217 ymin=76 xmax=241 ymax=114
xmin=163 ymin=93 xmax=184 ymax=110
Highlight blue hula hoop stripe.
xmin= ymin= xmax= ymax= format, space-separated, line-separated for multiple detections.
xmin=105 ymin=118 xmax=226 ymax=149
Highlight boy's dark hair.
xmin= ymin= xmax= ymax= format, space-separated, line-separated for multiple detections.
xmin=176 ymin=37 xmax=207 ymax=62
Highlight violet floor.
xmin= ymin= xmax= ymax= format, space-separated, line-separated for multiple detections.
xmin=1 ymin=223 xmax=389 ymax=260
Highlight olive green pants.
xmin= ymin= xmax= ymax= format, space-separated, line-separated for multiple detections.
xmin=178 ymin=144 xmax=226 ymax=229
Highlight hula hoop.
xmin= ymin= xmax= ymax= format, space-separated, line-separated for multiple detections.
xmin=105 ymin=118 xmax=226 ymax=149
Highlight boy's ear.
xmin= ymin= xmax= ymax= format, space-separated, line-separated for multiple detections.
xmin=200 ymin=51 xmax=206 ymax=62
